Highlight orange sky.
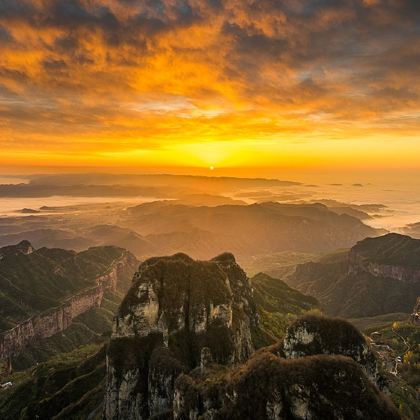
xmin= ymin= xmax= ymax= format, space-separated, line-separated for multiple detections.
xmin=0 ymin=0 xmax=419 ymax=173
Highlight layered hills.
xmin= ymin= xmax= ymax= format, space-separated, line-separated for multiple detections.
xmin=119 ymin=201 xmax=379 ymax=259
xmin=0 ymin=241 xmax=138 ymax=363
xmin=1 ymin=251 xmax=415 ymax=419
xmin=288 ymin=233 xmax=420 ymax=317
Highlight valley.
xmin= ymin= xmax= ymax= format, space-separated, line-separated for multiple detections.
xmin=0 ymin=175 xmax=419 ymax=419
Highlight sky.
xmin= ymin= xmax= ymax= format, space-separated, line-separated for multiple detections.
xmin=0 ymin=0 xmax=419 ymax=174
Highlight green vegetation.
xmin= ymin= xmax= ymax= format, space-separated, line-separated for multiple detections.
xmin=349 ymin=313 xmax=410 ymax=332
xmin=11 ymin=291 xmax=118 ymax=370
xmin=353 ymin=233 xmax=420 ymax=267
xmin=350 ymin=315 xmax=420 ymax=419
xmin=250 ymin=272 xmax=320 ymax=346
xmin=241 ymin=251 xmax=319 ymax=278
xmin=0 ymin=344 xmax=105 ymax=420
xmin=176 ymin=353 xmax=400 ymax=419
xmin=0 ymin=242 xmax=132 ymax=330
xmin=288 ymin=234 xmax=420 ymax=317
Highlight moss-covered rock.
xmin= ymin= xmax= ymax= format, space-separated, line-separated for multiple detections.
xmin=105 ymin=252 xmax=258 ymax=419
xmin=284 ymin=315 xmax=380 ymax=385
xmin=174 ymin=352 xmax=400 ymax=420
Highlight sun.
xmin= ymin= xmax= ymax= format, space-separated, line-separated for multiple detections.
xmin=209 ymin=166 xmax=215 ymax=171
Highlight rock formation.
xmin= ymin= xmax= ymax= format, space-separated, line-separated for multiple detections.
xmin=283 ymin=315 xmax=380 ymax=385
xmin=174 ymin=353 xmax=399 ymax=420
xmin=104 ymin=252 xmax=257 ymax=419
xmin=0 ymin=243 xmax=138 ymax=361
xmin=410 ymin=297 xmax=420 ymax=324
xmin=288 ymin=233 xmax=420 ymax=317
xmin=104 ymin=253 xmax=400 ymax=420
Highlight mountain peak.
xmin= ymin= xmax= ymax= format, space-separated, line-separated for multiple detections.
xmin=0 ymin=240 xmax=34 ymax=260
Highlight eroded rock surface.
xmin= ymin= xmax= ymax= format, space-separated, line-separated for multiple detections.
xmin=104 ymin=252 xmax=257 ymax=419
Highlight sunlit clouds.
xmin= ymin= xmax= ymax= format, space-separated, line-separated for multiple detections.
xmin=0 ymin=0 xmax=419 ymax=171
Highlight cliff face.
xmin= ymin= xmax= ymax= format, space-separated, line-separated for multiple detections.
xmin=348 ymin=250 xmax=420 ymax=284
xmin=174 ymin=316 xmax=396 ymax=420
xmin=174 ymin=354 xmax=399 ymax=420
xmin=283 ymin=316 xmax=380 ymax=385
xmin=0 ymin=249 xmax=137 ymax=361
xmin=104 ymin=252 xmax=257 ymax=419
xmin=288 ymin=233 xmax=420 ymax=317
xmin=104 ymin=254 xmax=400 ymax=420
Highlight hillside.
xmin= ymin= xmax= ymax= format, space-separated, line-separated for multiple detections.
xmin=0 ymin=241 xmax=137 ymax=331
xmin=1 ymin=252 xmax=416 ymax=419
xmin=287 ymin=233 xmax=420 ymax=317
xmin=120 ymin=201 xmax=379 ymax=259
xmin=250 ymin=272 xmax=320 ymax=345
xmin=0 ymin=241 xmax=138 ymax=365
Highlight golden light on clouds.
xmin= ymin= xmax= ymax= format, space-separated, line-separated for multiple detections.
xmin=0 ymin=0 xmax=419 ymax=172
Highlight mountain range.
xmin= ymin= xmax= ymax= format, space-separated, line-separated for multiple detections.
xmin=1 ymin=251 xmax=415 ymax=419
xmin=287 ymin=233 xmax=420 ymax=317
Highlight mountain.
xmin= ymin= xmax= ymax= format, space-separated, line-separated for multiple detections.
xmin=121 ymin=201 xmax=379 ymax=259
xmin=103 ymin=253 xmax=399 ymax=419
xmin=250 ymin=272 xmax=320 ymax=345
xmin=1 ymin=252 xmax=412 ymax=419
xmin=287 ymin=233 xmax=420 ymax=317
xmin=0 ymin=229 xmax=90 ymax=251
xmin=175 ymin=315 xmax=396 ymax=420
xmin=401 ymin=222 xmax=420 ymax=239
xmin=0 ymin=225 xmax=154 ymax=258
xmin=0 ymin=241 xmax=138 ymax=362
xmin=105 ymin=252 xmax=258 ymax=419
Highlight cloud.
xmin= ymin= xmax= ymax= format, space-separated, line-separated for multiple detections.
xmin=0 ymin=0 xmax=419 ymax=169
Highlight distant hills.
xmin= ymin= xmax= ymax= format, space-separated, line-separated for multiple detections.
xmin=120 ymin=201 xmax=380 ymax=259
xmin=287 ymin=233 xmax=420 ymax=317
xmin=0 ymin=201 xmax=381 ymax=262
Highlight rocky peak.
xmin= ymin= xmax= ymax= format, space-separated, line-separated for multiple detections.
xmin=105 ymin=252 xmax=257 ymax=419
xmin=283 ymin=315 xmax=380 ymax=384
xmin=0 ymin=240 xmax=34 ymax=261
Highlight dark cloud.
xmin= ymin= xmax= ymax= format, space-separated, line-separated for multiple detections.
xmin=0 ymin=0 xmax=419 ymax=151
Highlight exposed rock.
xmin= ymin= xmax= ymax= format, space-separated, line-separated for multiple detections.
xmin=0 ymin=248 xmax=137 ymax=361
xmin=173 ymin=353 xmax=400 ymax=420
xmin=105 ymin=252 xmax=257 ymax=419
xmin=283 ymin=315 xmax=380 ymax=385
xmin=0 ymin=240 xmax=34 ymax=260
xmin=410 ymin=297 xmax=420 ymax=324
xmin=104 ymin=253 xmax=401 ymax=420
xmin=288 ymin=233 xmax=420 ymax=317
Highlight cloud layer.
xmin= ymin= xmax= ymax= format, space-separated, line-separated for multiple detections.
xmin=0 ymin=0 xmax=419 ymax=169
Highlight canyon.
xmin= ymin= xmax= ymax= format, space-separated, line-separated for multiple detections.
xmin=288 ymin=233 xmax=420 ymax=317
xmin=0 ymin=245 xmax=138 ymax=362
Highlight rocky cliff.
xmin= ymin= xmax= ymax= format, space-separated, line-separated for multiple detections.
xmin=0 ymin=245 xmax=138 ymax=361
xmin=288 ymin=233 xmax=420 ymax=317
xmin=283 ymin=315 xmax=380 ymax=385
xmin=104 ymin=252 xmax=257 ymax=419
xmin=349 ymin=233 xmax=420 ymax=284
xmin=174 ymin=354 xmax=398 ymax=420
xmin=104 ymin=253 xmax=400 ymax=420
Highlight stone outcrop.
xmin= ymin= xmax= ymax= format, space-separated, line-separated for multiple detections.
xmin=283 ymin=315 xmax=380 ymax=385
xmin=174 ymin=353 xmax=399 ymax=420
xmin=411 ymin=297 xmax=420 ymax=324
xmin=104 ymin=252 xmax=257 ymax=419
xmin=288 ymin=233 xmax=420 ymax=317
xmin=0 ymin=240 xmax=34 ymax=261
xmin=0 ymin=250 xmax=137 ymax=361
xmin=348 ymin=250 xmax=420 ymax=284
xmin=104 ymin=254 xmax=400 ymax=420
